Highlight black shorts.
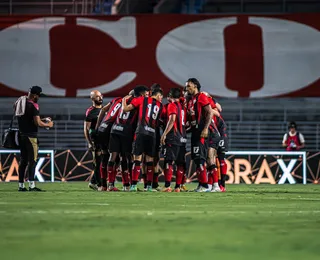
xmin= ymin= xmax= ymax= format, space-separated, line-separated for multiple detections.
xmin=109 ymin=133 xmax=132 ymax=154
xmin=208 ymin=130 xmax=221 ymax=150
xmin=163 ymin=144 xmax=186 ymax=163
xmin=132 ymin=134 xmax=156 ymax=157
xmin=96 ymin=124 xmax=112 ymax=151
xmin=191 ymin=134 xmax=208 ymax=161
xmin=217 ymin=136 xmax=229 ymax=154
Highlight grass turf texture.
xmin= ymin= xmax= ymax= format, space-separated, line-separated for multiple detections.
xmin=1 ymin=183 xmax=320 ymax=260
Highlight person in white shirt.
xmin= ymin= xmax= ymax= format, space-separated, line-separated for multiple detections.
xmin=282 ymin=122 xmax=305 ymax=151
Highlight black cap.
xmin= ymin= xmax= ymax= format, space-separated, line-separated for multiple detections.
xmin=29 ymin=86 xmax=45 ymax=97
xmin=289 ymin=122 xmax=297 ymax=129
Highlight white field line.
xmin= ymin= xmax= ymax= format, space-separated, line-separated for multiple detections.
xmin=1 ymin=197 xmax=320 ymax=206
xmin=0 ymin=202 xmax=110 ymax=206
xmin=58 ymin=202 xmax=110 ymax=206
xmin=0 ymin=210 xmax=320 ymax=215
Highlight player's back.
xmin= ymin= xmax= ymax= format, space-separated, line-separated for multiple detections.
xmin=166 ymin=101 xmax=187 ymax=145
xmin=111 ymin=97 xmax=138 ymax=136
xmin=101 ymin=97 xmax=122 ymax=126
xmin=133 ymin=96 xmax=163 ymax=137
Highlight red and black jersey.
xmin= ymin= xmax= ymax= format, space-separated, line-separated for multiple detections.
xmin=188 ymin=92 xmax=210 ymax=132
xmin=166 ymin=101 xmax=187 ymax=146
xmin=216 ymin=115 xmax=228 ymax=138
xmin=160 ymin=103 xmax=169 ymax=128
xmin=210 ymin=98 xmax=228 ymax=138
xmin=85 ymin=106 xmax=101 ymax=131
xmin=101 ymin=97 xmax=122 ymax=126
xmin=208 ymin=98 xmax=219 ymax=134
xmin=111 ymin=97 xmax=138 ymax=137
xmin=131 ymin=96 xmax=163 ymax=138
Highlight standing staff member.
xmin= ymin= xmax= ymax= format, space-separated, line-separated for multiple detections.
xmin=84 ymin=90 xmax=103 ymax=191
xmin=14 ymin=86 xmax=54 ymax=192
xmin=282 ymin=122 xmax=305 ymax=151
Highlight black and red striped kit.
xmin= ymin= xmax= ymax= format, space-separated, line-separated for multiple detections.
xmin=163 ymin=100 xmax=187 ymax=163
xmin=131 ymin=96 xmax=163 ymax=157
xmin=109 ymin=97 xmax=138 ymax=154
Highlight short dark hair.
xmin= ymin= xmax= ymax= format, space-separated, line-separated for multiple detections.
xmin=187 ymin=78 xmax=201 ymax=90
xmin=151 ymin=87 xmax=163 ymax=96
xmin=134 ymin=85 xmax=149 ymax=97
xmin=288 ymin=121 xmax=297 ymax=129
xmin=150 ymin=83 xmax=161 ymax=91
xmin=168 ymin=88 xmax=181 ymax=99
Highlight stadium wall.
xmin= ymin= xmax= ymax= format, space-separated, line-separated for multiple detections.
xmin=0 ymin=14 xmax=320 ymax=98
xmin=0 ymin=150 xmax=319 ymax=184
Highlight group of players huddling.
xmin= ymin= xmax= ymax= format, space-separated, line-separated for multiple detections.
xmin=84 ymin=78 xmax=228 ymax=192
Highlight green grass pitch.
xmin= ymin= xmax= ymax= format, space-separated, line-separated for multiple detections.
xmin=1 ymin=183 xmax=320 ymax=260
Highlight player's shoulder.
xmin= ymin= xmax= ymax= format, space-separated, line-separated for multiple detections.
xmin=27 ymin=99 xmax=39 ymax=111
xmin=199 ymin=92 xmax=208 ymax=98
xmin=85 ymin=105 xmax=94 ymax=116
xmin=112 ymin=97 xmax=122 ymax=103
xmin=198 ymin=92 xmax=210 ymax=105
xmin=132 ymin=95 xmax=145 ymax=103
xmin=198 ymin=92 xmax=209 ymax=101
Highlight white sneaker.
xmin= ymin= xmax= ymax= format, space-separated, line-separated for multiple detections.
xmin=211 ymin=186 xmax=222 ymax=192
xmin=122 ymin=186 xmax=130 ymax=192
xmin=197 ymin=186 xmax=211 ymax=193
xmin=88 ymin=183 xmax=98 ymax=191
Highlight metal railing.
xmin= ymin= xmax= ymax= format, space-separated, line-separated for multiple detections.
xmin=0 ymin=0 xmax=318 ymax=15
xmin=1 ymin=120 xmax=319 ymax=151
xmin=0 ymin=0 xmax=97 ymax=15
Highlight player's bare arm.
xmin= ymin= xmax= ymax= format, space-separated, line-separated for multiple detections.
xmin=282 ymin=134 xmax=288 ymax=147
xmin=84 ymin=121 xmax=93 ymax=150
xmin=213 ymin=108 xmax=220 ymax=117
xmin=34 ymin=115 xmax=54 ymax=128
xmin=216 ymin=103 xmax=222 ymax=113
xmin=201 ymin=105 xmax=214 ymax=138
xmin=161 ymin=114 xmax=176 ymax=145
xmin=122 ymin=95 xmax=134 ymax=112
xmin=95 ymin=102 xmax=111 ymax=130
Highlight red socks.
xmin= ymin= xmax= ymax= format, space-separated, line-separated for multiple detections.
xmin=213 ymin=167 xmax=219 ymax=183
xmin=176 ymin=165 xmax=184 ymax=186
xmin=122 ymin=170 xmax=130 ymax=186
xmin=164 ymin=164 xmax=173 ymax=183
xmin=208 ymin=172 xmax=213 ymax=185
xmin=107 ymin=162 xmax=116 ymax=184
xmin=220 ymin=159 xmax=227 ymax=176
xmin=197 ymin=166 xmax=208 ymax=184
xmin=100 ymin=164 xmax=107 ymax=179
xmin=132 ymin=161 xmax=141 ymax=184
xmin=146 ymin=163 xmax=154 ymax=184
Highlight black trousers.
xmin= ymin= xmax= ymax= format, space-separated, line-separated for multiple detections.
xmin=91 ymin=149 xmax=102 ymax=186
xmin=18 ymin=136 xmax=38 ymax=183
